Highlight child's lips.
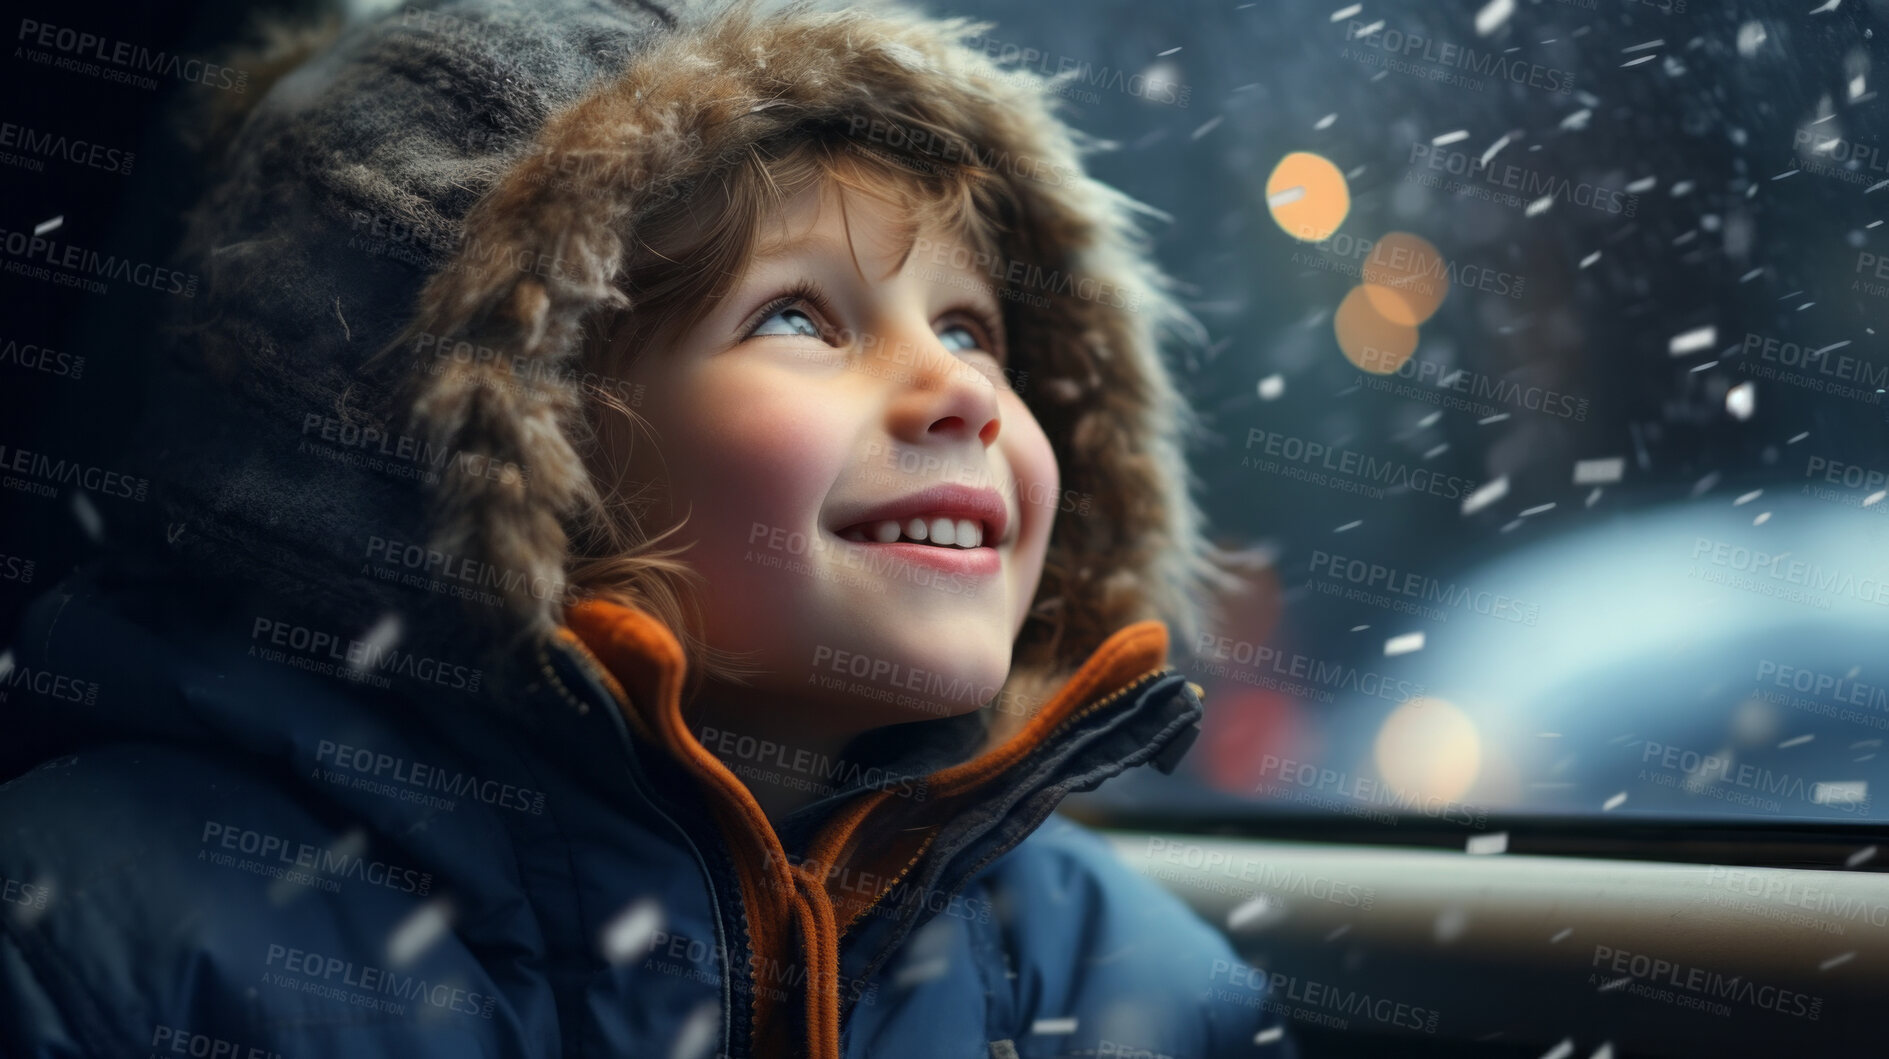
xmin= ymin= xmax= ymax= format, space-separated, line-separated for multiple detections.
xmin=829 ymin=532 xmax=1003 ymax=578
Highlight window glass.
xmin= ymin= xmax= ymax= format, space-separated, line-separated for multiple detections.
xmin=961 ymin=0 xmax=1889 ymax=824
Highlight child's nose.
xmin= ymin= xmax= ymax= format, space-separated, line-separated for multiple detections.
xmin=886 ymin=328 xmax=1002 ymax=448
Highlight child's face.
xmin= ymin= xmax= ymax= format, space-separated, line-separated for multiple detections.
xmin=611 ymin=181 xmax=1059 ymax=731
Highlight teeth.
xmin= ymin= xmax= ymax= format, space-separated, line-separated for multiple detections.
xmin=849 ymin=516 xmax=987 ymax=549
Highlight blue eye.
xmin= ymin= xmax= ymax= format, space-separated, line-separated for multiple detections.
xmin=753 ymin=306 xmax=825 ymax=339
xmin=938 ymin=323 xmax=983 ymax=353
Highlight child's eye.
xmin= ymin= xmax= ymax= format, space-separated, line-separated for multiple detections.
xmin=752 ymin=306 xmax=826 ymax=340
xmin=937 ymin=324 xmax=983 ymax=353
xmin=935 ymin=310 xmax=1005 ymax=363
xmin=740 ymin=282 xmax=841 ymax=345
xmin=938 ymin=313 xmax=1015 ymax=391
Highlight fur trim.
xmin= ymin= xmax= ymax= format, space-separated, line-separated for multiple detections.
xmin=388 ymin=0 xmax=1236 ymax=685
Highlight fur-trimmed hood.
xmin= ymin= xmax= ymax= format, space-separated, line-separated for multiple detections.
xmin=149 ymin=0 xmax=1233 ymax=706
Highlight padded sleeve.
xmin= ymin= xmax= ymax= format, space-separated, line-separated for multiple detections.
xmin=983 ymin=815 xmax=1297 ymax=1059
xmin=0 ymin=928 xmax=88 ymax=1059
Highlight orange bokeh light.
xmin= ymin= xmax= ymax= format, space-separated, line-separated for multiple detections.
xmin=1266 ymin=151 xmax=1351 ymax=243
xmin=1334 ymin=285 xmax=1419 ymax=374
xmin=1360 ymin=232 xmax=1448 ymax=325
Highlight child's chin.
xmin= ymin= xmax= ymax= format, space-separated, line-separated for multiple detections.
xmin=837 ymin=647 xmax=1009 ymax=724
xmin=862 ymin=693 xmax=990 ymax=728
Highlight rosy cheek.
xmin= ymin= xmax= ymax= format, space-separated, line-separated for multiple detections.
xmin=685 ymin=374 xmax=841 ymax=530
xmin=1002 ymin=406 xmax=1059 ymax=543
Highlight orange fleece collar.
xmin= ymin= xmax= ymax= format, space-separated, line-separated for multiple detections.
xmin=558 ymin=598 xmax=1172 ymax=1059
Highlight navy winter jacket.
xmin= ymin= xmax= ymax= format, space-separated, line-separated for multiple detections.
xmin=0 ymin=558 xmax=1292 ymax=1057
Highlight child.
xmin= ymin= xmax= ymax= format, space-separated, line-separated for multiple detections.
xmin=0 ymin=1 xmax=1292 ymax=1056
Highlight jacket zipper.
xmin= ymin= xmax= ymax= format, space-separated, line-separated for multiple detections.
xmin=550 ymin=629 xmax=1182 ymax=1053
xmin=840 ymin=664 xmax=1173 ymax=936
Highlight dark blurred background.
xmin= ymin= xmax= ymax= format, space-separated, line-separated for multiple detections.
xmin=0 ymin=0 xmax=332 ymax=636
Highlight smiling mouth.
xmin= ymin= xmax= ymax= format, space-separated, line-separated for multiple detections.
xmin=835 ymin=516 xmax=994 ymax=550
